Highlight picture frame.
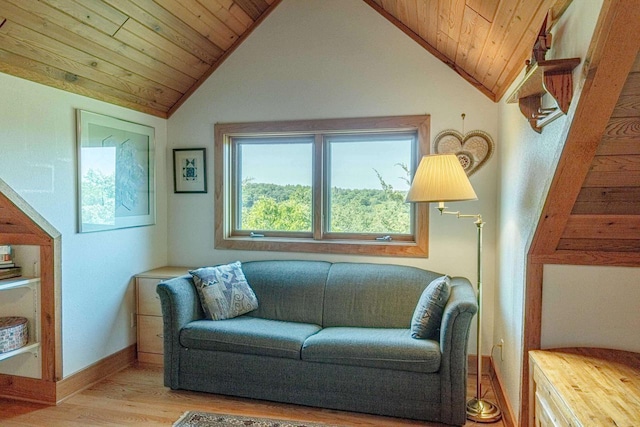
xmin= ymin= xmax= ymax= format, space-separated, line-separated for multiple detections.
xmin=76 ymin=110 xmax=156 ymax=233
xmin=173 ymin=148 xmax=207 ymax=193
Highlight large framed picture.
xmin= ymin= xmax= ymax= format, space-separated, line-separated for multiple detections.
xmin=173 ymin=148 xmax=207 ymax=193
xmin=76 ymin=110 xmax=156 ymax=233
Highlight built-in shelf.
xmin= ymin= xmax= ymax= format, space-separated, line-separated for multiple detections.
xmin=507 ymin=58 xmax=581 ymax=133
xmin=0 ymin=178 xmax=61 ymax=403
xmin=0 ymin=276 xmax=40 ymax=365
xmin=0 ymin=277 xmax=39 ymax=292
xmin=0 ymin=341 xmax=40 ymax=362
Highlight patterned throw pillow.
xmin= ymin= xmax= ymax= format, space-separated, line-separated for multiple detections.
xmin=411 ymin=275 xmax=451 ymax=339
xmin=189 ymin=261 xmax=259 ymax=320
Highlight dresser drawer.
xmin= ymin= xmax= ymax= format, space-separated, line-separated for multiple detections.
xmin=137 ymin=315 xmax=164 ymax=354
xmin=535 ymin=390 xmax=554 ymax=427
xmin=135 ymin=267 xmax=190 ymax=366
xmin=535 ymin=389 xmax=571 ymax=427
xmin=533 ymin=366 xmax=573 ymax=426
xmin=136 ymin=278 xmax=163 ymax=316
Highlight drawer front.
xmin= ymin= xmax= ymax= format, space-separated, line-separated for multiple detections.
xmin=533 ymin=367 xmax=574 ymax=427
xmin=138 ymin=315 xmax=164 ymax=354
xmin=535 ymin=390 xmax=566 ymax=427
xmin=137 ymin=278 xmax=163 ymax=316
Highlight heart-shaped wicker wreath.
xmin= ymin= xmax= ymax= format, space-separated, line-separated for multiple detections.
xmin=433 ymin=129 xmax=494 ymax=176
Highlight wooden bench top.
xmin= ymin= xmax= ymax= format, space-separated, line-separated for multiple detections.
xmin=529 ymin=347 xmax=640 ymax=426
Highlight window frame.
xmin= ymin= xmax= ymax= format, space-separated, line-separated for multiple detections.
xmin=322 ymin=131 xmax=418 ymax=241
xmin=214 ymin=115 xmax=430 ymax=257
xmin=231 ymin=136 xmax=315 ymax=238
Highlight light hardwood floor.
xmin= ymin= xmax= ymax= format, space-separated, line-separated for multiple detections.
xmin=0 ymin=363 xmax=505 ymax=426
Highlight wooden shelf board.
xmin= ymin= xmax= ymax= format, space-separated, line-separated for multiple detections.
xmin=0 ymin=341 xmax=40 ymax=362
xmin=136 ymin=267 xmax=191 ymax=279
xmin=0 ymin=276 xmax=39 ymax=291
xmin=507 ymin=58 xmax=581 ymax=103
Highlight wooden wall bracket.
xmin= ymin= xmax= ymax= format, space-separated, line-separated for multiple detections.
xmin=507 ymin=58 xmax=581 ymax=133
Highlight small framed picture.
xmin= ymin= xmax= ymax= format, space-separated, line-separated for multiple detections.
xmin=173 ymin=148 xmax=207 ymax=193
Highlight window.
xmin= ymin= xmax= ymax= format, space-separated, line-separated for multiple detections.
xmin=215 ymin=116 xmax=430 ymax=257
xmin=235 ymin=137 xmax=313 ymax=234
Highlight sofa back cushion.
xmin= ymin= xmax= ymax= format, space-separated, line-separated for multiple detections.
xmin=323 ymin=263 xmax=442 ymax=328
xmin=241 ymin=260 xmax=330 ymax=325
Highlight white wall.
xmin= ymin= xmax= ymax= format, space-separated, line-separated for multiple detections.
xmin=0 ymin=73 xmax=168 ymax=377
xmin=167 ymin=0 xmax=499 ymax=355
xmin=542 ymin=265 xmax=640 ymax=352
xmin=495 ymin=0 xmax=608 ymax=419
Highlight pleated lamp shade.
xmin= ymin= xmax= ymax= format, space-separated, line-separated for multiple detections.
xmin=406 ymin=154 xmax=478 ymax=203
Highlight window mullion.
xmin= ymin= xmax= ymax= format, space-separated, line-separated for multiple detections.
xmin=232 ymin=141 xmax=241 ymax=233
xmin=313 ymin=133 xmax=323 ymax=240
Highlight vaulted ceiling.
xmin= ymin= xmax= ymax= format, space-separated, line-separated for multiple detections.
xmin=0 ymin=0 xmax=569 ymax=118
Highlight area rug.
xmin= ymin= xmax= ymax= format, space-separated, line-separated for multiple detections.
xmin=173 ymin=411 xmax=342 ymax=427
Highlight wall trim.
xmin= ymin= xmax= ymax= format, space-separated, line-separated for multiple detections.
xmin=0 ymin=345 xmax=135 ymax=405
xmin=0 ymin=374 xmax=57 ymax=404
xmin=55 ymin=344 xmax=136 ymax=404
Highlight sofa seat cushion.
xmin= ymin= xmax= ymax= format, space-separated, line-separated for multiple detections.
xmin=180 ymin=316 xmax=321 ymax=360
xmin=301 ymin=327 xmax=441 ymax=373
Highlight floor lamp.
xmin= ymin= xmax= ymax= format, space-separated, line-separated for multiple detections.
xmin=406 ymin=154 xmax=501 ymax=423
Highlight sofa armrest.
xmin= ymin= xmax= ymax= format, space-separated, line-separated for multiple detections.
xmin=438 ymin=276 xmax=478 ymax=425
xmin=156 ymin=275 xmax=204 ymax=388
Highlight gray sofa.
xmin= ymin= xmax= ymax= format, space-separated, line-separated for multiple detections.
xmin=156 ymin=260 xmax=477 ymax=425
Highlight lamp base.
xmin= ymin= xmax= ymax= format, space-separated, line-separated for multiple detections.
xmin=466 ymin=398 xmax=502 ymax=423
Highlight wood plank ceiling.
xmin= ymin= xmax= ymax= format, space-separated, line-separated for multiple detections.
xmin=0 ymin=0 xmax=279 ymax=118
xmin=0 ymin=0 xmax=567 ymax=119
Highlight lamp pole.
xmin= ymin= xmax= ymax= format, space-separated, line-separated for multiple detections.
xmin=463 ymin=215 xmax=501 ymax=422
xmin=438 ymin=209 xmax=500 ymax=422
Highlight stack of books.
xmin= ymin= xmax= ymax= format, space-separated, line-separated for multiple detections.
xmin=0 ymin=246 xmax=21 ymax=280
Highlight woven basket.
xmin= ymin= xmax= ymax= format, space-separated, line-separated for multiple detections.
xmin=0 ymin=317 xmax=28 ymax=353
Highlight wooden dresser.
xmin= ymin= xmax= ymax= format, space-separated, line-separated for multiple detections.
xmin=529 ymin=347 xmax=640 ymax=427
xmin=135 ymin=267 xmax=190 ymax=365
